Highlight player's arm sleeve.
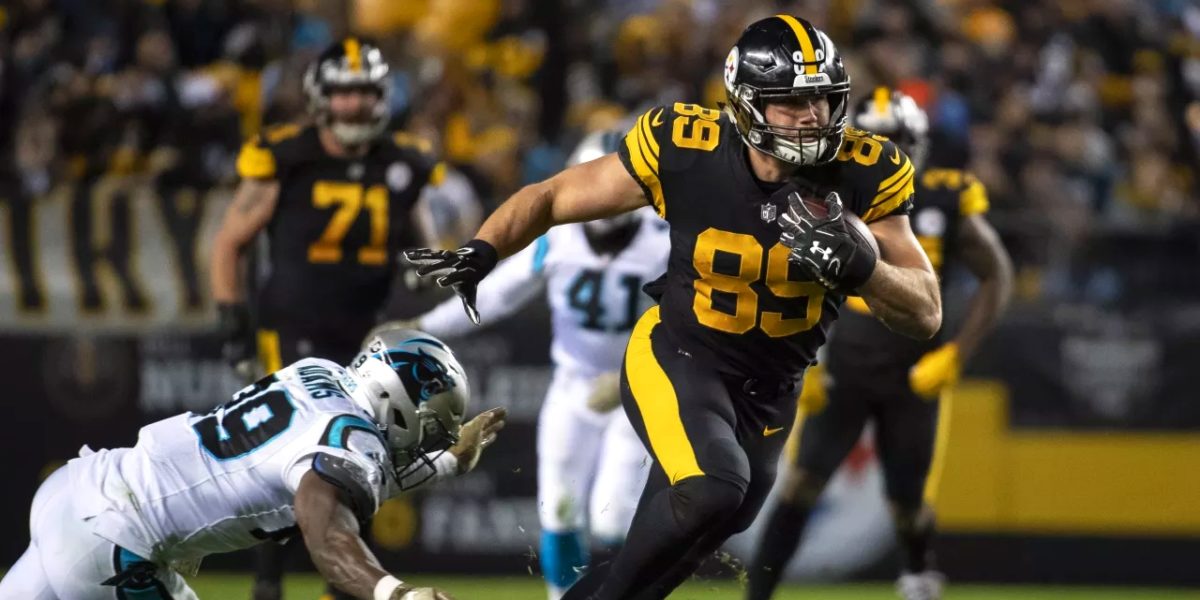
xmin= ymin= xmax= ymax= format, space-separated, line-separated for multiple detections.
xmin=417 ymin=239 xmax=548 ymax=338
xmin=235 ymin=134 xmax=277 ymax=180
xmin=959 ymin=172 xmax=990 ymax=216
xmin=860 ymin=140 xmax=916 ymax=224
xmin=616 ymin=106 xmax=670 ymax=219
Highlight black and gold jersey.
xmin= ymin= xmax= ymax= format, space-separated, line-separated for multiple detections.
xmin=617 ymin=102 xmax=915 ymax=380
xmin=236 ymin=124 xmax=443 ymax=319
xmin=827 ymin=168 xmax=990 ymax=373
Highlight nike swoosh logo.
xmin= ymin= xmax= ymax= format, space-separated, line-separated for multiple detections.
xmin=651 ymin=109 xmax=665 ymax=127
xmin=890 ymin=147 xmax=902 ymax=165
xmin=763 ymin=426 xmax=785 ymax=437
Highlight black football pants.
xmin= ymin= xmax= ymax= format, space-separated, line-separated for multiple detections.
xmin=563 ymin=306 xmax=799 ymax=600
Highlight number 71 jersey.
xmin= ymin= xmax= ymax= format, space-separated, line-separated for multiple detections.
xmin=237 ymin=124 xmax=442 ymax=319
xmin=617 ymin=102 xmax=915 ymax=380
xmin=65 ymin=358 xmax=391 ymax=568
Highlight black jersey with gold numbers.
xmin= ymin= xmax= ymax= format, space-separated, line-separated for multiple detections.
xmin=827 ymin=168 xmax=990 ymax=373
xmin=236 ymin=124 xmax=443 ymax=320
xmin=617 ymin=103 xmax=915 ymax=380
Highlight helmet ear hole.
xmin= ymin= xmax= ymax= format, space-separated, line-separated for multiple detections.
xmin=392 ymin=408 xmax=408 ymax=429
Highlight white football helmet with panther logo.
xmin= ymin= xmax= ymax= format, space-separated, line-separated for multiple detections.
xmin=342 ymin=330 xmax=469 ymax=486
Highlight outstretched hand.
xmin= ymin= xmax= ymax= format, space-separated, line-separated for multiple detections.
xmin=448 ymin=407 xmax=508 ymax=475
xmin=402 ymin=240 xmax=498 ymax=325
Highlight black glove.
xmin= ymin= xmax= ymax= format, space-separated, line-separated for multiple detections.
xmin=402 ymin=239 xmax=498 ymax=325
xmin=217 ymin=302 xmax=255 ymax=374
xmin=778 ymin=191 xmax=877 ymax=292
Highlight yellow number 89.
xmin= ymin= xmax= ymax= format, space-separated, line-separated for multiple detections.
xmin=692 ymin=228 xmax=825 ymax=337
xmin=672 ymin=103 xmax=721 ymax=151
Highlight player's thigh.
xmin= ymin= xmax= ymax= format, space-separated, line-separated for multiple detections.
xmin=537 ymin=370 xmax=608 ymax=531
xmin=589 ymin=411 xmax=652 ymax=540
xmin=874 ymin=381 xmax=939 ymax=508
xmin=621 ymin=311 xmax=748 ymax=489
xmin=793 ymin=372 xmax=873 ymax=481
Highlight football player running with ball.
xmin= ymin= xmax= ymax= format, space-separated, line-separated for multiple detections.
xmin=375 ymin=129 xmax=667 ymax=599
xmin=745 ymin=89 xmax=1013 ymax=600
xmin=405 ymin=16 xmax=941 ymax=600
xmin=0 ymin=332 xmax=506 ymax=600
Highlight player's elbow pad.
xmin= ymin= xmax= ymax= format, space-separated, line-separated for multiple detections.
xmin=311 ymin=452 xmax=380 ymax=524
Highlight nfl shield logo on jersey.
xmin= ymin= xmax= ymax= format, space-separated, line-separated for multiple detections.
xmin=760 ymin=203 xmax=777 ymax=223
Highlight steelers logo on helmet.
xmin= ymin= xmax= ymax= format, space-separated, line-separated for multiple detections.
xmin=724 ymin=15 xmax=851 ymax=167
xmin=304 ymin=37 xmax=393 ymax=146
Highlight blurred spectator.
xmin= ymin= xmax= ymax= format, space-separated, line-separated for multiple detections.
xmin=2 ymin=0 xmax=1196 ymax=305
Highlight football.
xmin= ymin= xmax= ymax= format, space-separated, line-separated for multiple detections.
xmin=845 ymin=211 xmax=880 ymax=259
xmin=801 ymin=197 xmax=880 ymax=258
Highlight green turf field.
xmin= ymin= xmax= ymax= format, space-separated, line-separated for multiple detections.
xmin=189 ymin=573 xmax=1200 ymax=599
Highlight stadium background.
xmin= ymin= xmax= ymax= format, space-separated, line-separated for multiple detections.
xmin=1 ymin=0 xmax=1198 ymax=596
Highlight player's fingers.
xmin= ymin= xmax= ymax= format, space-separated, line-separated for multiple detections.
xmin=787 ymin=191 xmax=820 ymax=220
xmin=402 ymin=248 xmax=444 ymax=264
xmin=451 ymin=283 xmax=481 ymax=324
xmin=823 ymin=191 xmax=844 ymax=221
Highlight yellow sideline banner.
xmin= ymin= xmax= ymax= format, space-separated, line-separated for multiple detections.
xmin=933 ymin=380 xmax=1200 ymax=535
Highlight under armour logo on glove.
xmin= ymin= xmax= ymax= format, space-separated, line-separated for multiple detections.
xmin=778 ymin=191 xmax=877 ymax=293
xmin=403 ymin=240 xmax=499 ymax=325
xmin=809 ymin=240 xmax=834 ymax=262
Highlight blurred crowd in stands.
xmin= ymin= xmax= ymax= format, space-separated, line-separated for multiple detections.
xmin=2 ymin=0 xmax=1199 ymax=305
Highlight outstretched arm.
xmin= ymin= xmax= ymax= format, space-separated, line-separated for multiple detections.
xmin=475 ymin=153 xmax=648 ymax=260
xmin=294 ymin=472 xmax=449 ymax=600
xmin=859 ymin=215 xmax=943 ymax=340
xmin=412 ymin=245 xmax=548 ymax=339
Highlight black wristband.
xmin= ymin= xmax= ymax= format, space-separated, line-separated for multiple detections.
xmin=463 ymin=239 xmax=499 ymax=276
xmin=838 ymin=243 xmax=877 ymax=293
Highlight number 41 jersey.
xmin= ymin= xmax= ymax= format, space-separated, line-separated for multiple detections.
xmin=65 ymin=358 xmax=392 ymax=572
xmin=618 ymin=103 xmax=915 ymax=380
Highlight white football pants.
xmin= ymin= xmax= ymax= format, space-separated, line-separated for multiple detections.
xmin=536 ymin=368 xmax=650 ymax=541
xmin=0 ymin=467 xmax=197 ymax=600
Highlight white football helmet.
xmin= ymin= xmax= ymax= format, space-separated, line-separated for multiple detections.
xmin=342 ymin=330 xmax=469 ymax=488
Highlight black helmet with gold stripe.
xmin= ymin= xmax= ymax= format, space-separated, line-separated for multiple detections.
xmin=852 ymin=87 xmax=930 ymax=171
xmin=303 ymin=38 xmax=392 ymax=146
xmin=723 ymin=15 xmax=850 ymax=166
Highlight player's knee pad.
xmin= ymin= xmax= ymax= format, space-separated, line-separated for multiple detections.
xmin=778 ymin=466 xmax=828 ymax=507
xmin=667 ymin=475 xmax=746 ymax=530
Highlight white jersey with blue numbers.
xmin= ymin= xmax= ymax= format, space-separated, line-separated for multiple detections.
xmin=64 ymin=358 xmax=392 ymax=572
xmin=419 ymin=208 xmax=671 ymax=375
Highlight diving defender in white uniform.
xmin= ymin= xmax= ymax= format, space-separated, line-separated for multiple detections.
xmin=0 ymin=331 xmax=506 ymax=600
xmin=375 ymin=130 xmax=669 ymax=599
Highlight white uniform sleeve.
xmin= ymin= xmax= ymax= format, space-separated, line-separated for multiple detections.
xmin=418 ymin=236 xmax=550 ymax=338
xmin=389 ymin=451 xmax=459 ymax=497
